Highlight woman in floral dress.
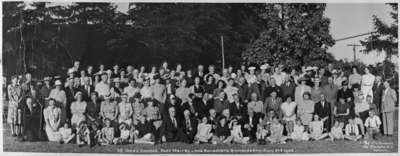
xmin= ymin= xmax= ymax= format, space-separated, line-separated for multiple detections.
xmin=7 ymin=75 xmax=23 ymax=136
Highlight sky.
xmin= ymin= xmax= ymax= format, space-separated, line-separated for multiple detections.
xmin=114 ymin=3 xmax=395 ymax=65
xmin=324 ymin=3 xmax=395 ymax=65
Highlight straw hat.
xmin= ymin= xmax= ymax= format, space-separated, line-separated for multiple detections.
xmin=54 ymin=80 xmax=62 ymax=86
xmin=305 ymin=66 xmax=313 ymax=71
xmin=248 ymin=66 xmax=256 ymax=70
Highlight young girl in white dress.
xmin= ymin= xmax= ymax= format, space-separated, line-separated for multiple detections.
xmin=291 ymin=118 xmax=309 ymax=141
xmin=329 ymin=120 xmax=344 ymax=141
xmin=230 ymin=118 xmax=249 ymax=144
xmin=100 ymin=119 xmax=115 ymax=145
xmin=113 ymin=123 xmax=131 ymax=144
xmin=195 ymin=116 xmax=213 ymax=144
xmin=309 ymin=115 xmax=329 ymax=140
xmin=267 ymin=116 xmax=287 ymax=144
xmin=59 ymin=122 xmax=75 ymax=144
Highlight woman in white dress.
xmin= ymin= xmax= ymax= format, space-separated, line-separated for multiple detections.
xmin=70 ymin=91 xmax=87 ymax=129
xmin=361 ymin=67 xmax=375 ymax=100
xmin=43 ymin=98 xmax=62 ymax=142
xmin=118 ymin=94 xmax=133 ymax=126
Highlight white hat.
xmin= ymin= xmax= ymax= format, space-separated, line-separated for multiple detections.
xmin=332 ymin=69 xmax=338 ymax=74
xmin=67 ymin=68 xmax=74 ymax=74
xmin=231 ymin=73 xmax=237 ymax=78
xmin=248 ymin=66 xmax=256 ymax=70
xmin=305 ymin=66 xmax=313 ymax=71
xmin=55 ymin=80 xmax=62 ymax=86
xmin=312 ymin=66 xmax=319 ymax=70
xmin=113 ymin=77 xmax=120 ymax=83
xmin=260 ymin=64 xmax=269 ymax=70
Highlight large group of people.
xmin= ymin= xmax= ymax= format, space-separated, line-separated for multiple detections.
xmin=6 ymin=60 xmax=397 ymax=147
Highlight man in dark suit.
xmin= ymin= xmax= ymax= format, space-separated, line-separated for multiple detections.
xmin=229 ymin=93 xmax=246 ymax=118
xmin=181 ymin=93 xmax=198 ymax=117
xmin=194 ymin=93 xmax=212 ymax=118
xmin=314 ymin=93 xmax=332 ymax=131
xmin=164 ymin=95 xmax=182 ymax=119
xmin=82 ymin=77 xmax=94 ymax=101
xmin=160 ymin=107 xmax=180 ymax=143
xmin=372 ymin=76 xmax=384 ymax=112
xmin=177 ymin=110 xmax=198 ymax=143
xmin=240 ymin=110 xmax=259 ymax=142
xmin=280 ymin=77 xmax=296 ymax=100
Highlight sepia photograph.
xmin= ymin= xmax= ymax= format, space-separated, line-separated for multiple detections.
xmin=2 ymin=0 xmax=399 ymax=154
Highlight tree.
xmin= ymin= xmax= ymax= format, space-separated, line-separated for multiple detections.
xmin=242 ymin=4 xmax=335 ymax=68
xmin=360 ymin=3 xmax=398 ymax=81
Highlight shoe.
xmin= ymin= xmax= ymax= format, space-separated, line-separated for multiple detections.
xmin=11 ymin=134 xmax=17 ymax=137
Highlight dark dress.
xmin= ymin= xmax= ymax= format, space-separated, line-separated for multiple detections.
xmin=335 ymin=102 xmax=350 ymax=124
xmin=86 ymin=100 xmax=101 ymax=127
xmin=215 ymin=124 xmax=231 ymax=138
xmin=20 ymin=103 xmax=42 ymax=141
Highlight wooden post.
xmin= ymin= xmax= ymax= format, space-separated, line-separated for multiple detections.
xmin=221 ymin=35 xmax=225 ymax=70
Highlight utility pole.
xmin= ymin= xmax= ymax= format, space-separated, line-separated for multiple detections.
xmin=347 ymin=44 xmax=362 ymax=62
xmin=221 ymin=35 xmax=225 ymax=70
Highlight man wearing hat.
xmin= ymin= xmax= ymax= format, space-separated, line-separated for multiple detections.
xmin=39 ymin=77 xmax=52 ymax=101
xmin=48 ymin=80 xmax=67 ymax=125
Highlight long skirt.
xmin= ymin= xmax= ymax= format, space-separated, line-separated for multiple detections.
xmin=299 ymin=113 xmax=313 ymax=126
xmin=45 ymin=125 xmax=61 ymax=142
xmin=7 ymin=101 xmax=18 ymax=124
xmin=361 ymin=86 xmax=373 ymax=100
xmin=71 ymin=114 xmax=86 ymax=129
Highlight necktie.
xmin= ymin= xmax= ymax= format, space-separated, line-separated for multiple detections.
xmin=186 ymin=119 xmax=190 ymax=129
xmin=172 ymin=117 xmax=177 ymax=127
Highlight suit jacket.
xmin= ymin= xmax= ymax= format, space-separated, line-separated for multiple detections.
xmin=229 ymin=101 xmax=246 ymax=117
xmin=314 ymin=100 xmax=331 ymax=119
xmin=280 ymin=82 xmax=296 ymax=99
xmin=160 ymin=116 xmax=180 ymax=141
xmin=382 ymin=88 xmax=397 ymax=112
xmin=372 ymin=83 xmax=385 ymax=110
xmin=322 ymin=84 xmax=339 ymax=106
xmin=194 ymin=99 xmax=212 ymax=118
xmin=264 ymin=97 xmax=283 ymax=115
xmin=179 ymin=117 xmax=198 ymax=135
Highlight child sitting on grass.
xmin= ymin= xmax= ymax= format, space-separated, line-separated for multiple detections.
xmin=354 ymin=113 xmax=365 ymax=137
xmin=230 ymin=118 xmax=250 ymax=144
xmin=344 ymin=118 xmax=362 ymax=141
xmin=59 ymin=122 xmax=75 ymax=144
xmin=195 ymin=116 xmax=213 ymax=144
xmin=309 ymin=114 xmax=329 ymax=141
xmin=90 ymin=124 xmax=101 ymax=146
xmin=133 ymin=116 xmax=155 ymax=144
xmin=290 ymin=118 xmax=309 ymax=141
xmin=100 ymin=118 xmax=115 ymax=145
xmin=329 ymin=120 xmax=344 ymax=141
xmin=76 ymin=121 xmax=91 ymax=147
xmin=364 ymin=110 xmax=381 ymax=140
xmin=267 ymin=116 xmax=287 ymax=144
xmin=212 ymin=116 xmax=233 ymax=144
xmin=113 ymin=123 xmax=131 ymax=145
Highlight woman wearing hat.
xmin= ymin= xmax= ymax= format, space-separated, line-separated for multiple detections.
xmin=7 ymin=75 xmax=23 ymax=137
xmin=294 ymin=77 xmax=311 ymax=106
xmin=48 ymin=80 xmax=67 ymax=125
xmin=70 ymin=91 xmax=87 ymax=129
xmin=311 ymin=78 xmax=323 ymax=103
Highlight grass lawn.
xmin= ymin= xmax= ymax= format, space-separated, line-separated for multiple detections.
xmin=2 ymin=108 xmax=398 ymax=154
